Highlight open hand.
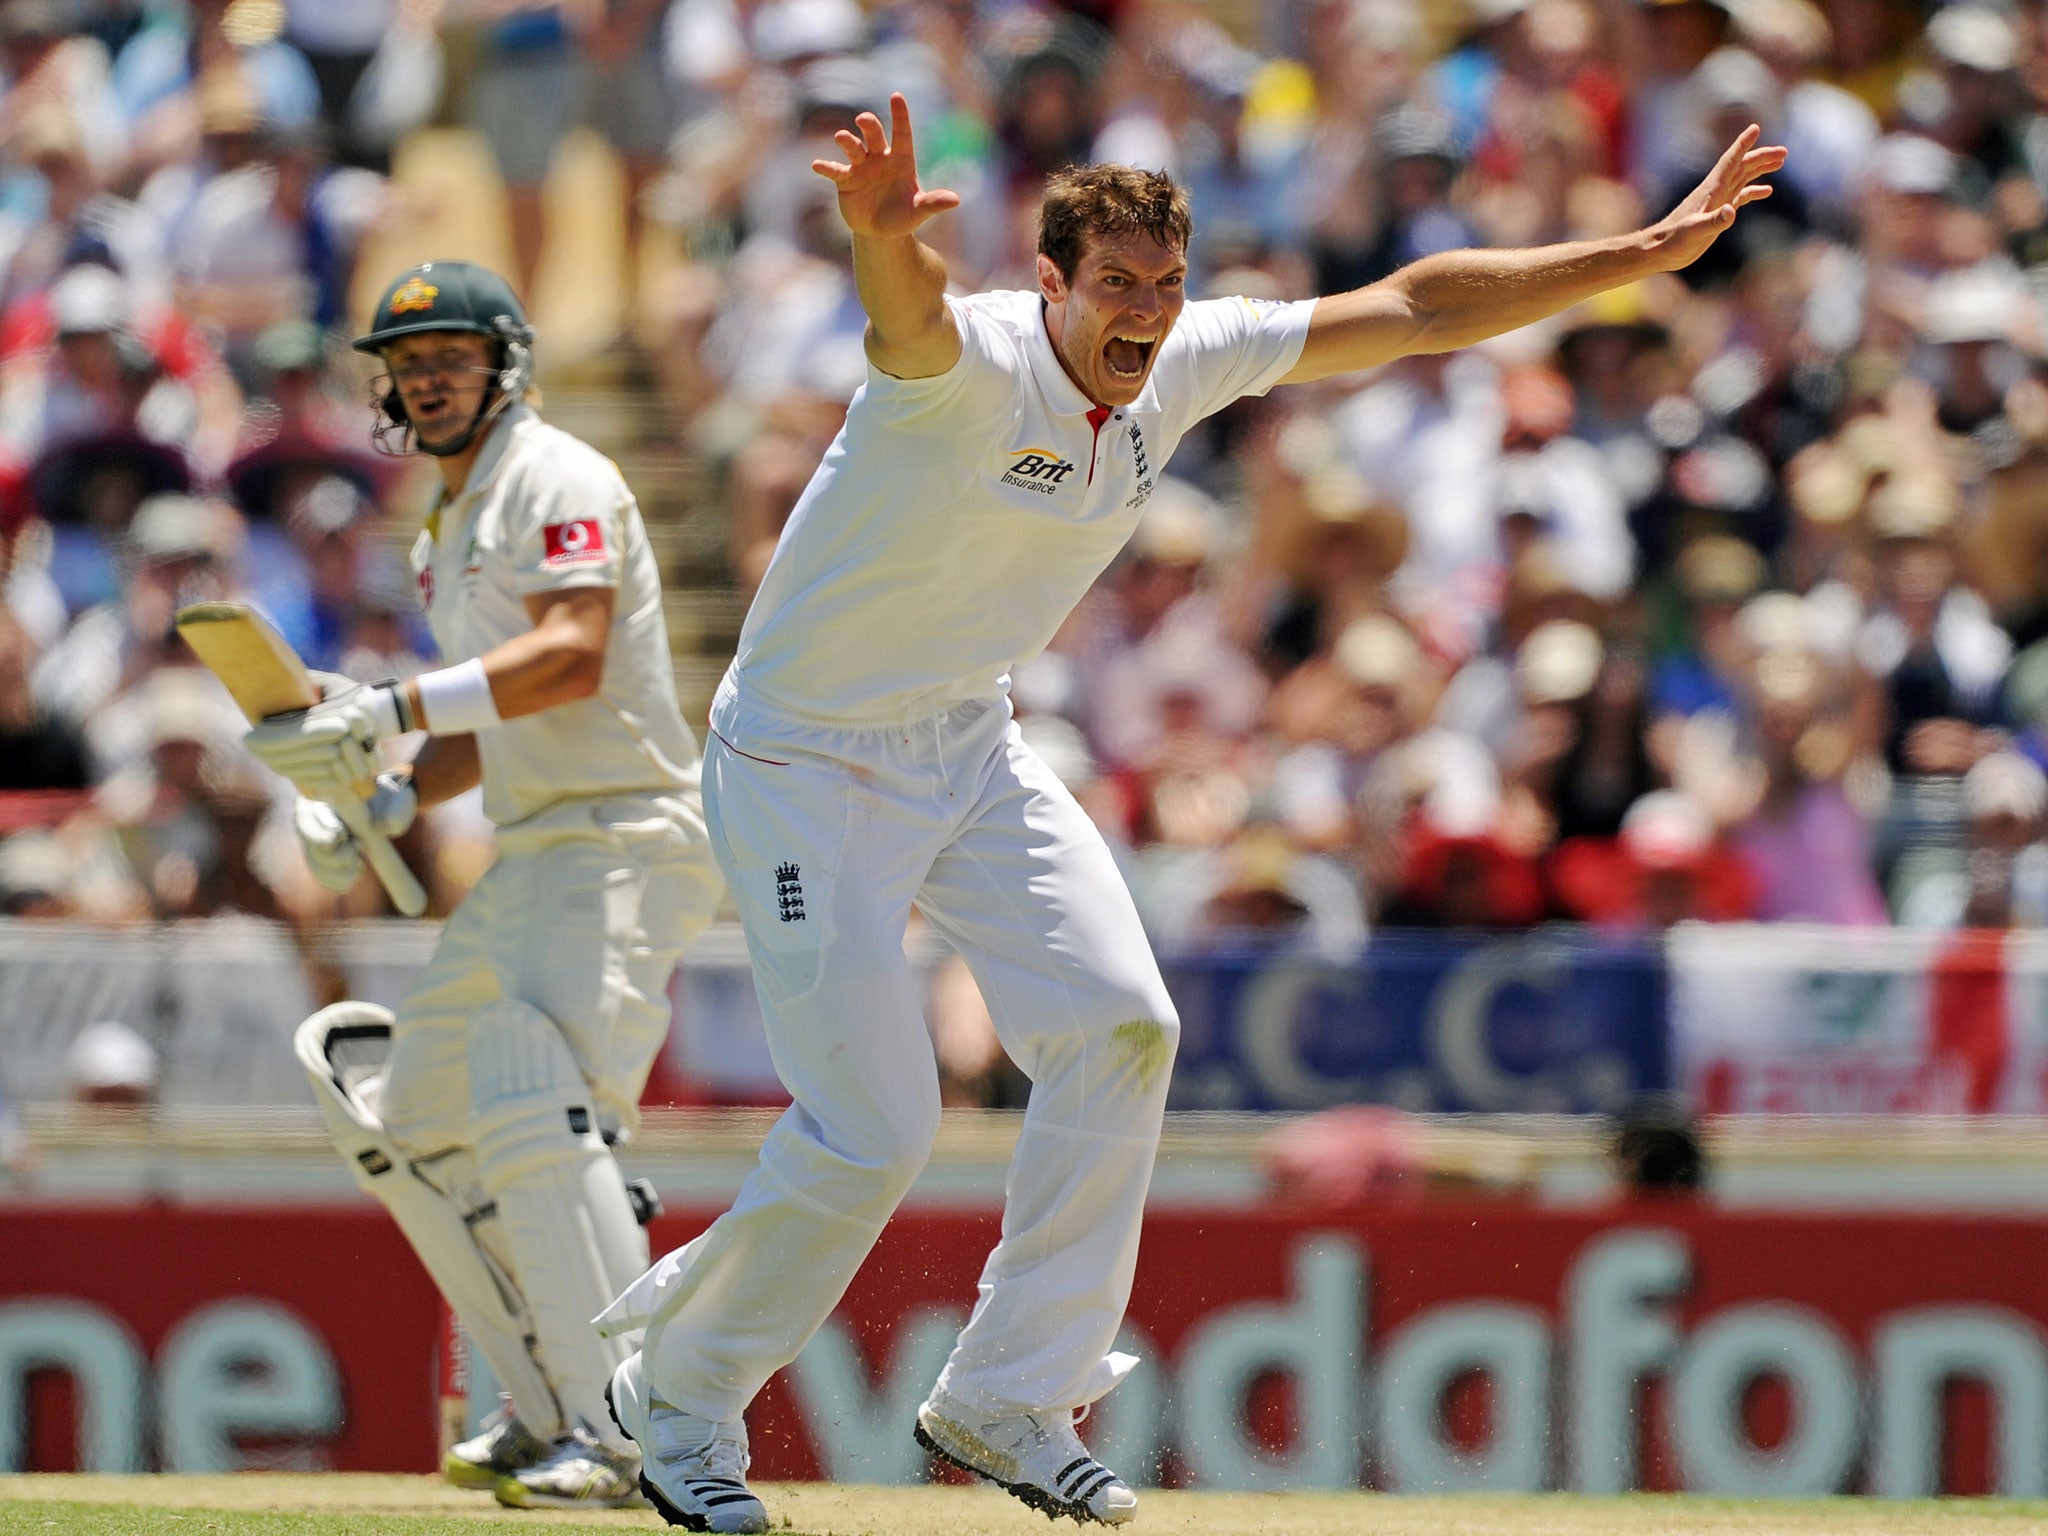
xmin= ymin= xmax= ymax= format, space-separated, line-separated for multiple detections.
xmin=811 ymin=93 xmax=960 ymax=241
xmin=1644 ymin=126 xmax=1788 ymax=273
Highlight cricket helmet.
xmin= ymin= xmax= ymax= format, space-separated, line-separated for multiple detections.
xmin=355 ymin=260 xmax=536 ymax=458
xmin=353 ymin=260 xmax=531 ymax=355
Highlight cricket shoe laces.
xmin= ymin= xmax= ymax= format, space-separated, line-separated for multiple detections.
xmin=442 ymin=1397 xmax=549 ymax=1489
xmin=492 ymin=1424 xmax=645 ymax=1509
xmin=915 ymin=1394 xmax=1138 ymax=1525
xmin=608 ymin=1352 xmax=769 ymax=1533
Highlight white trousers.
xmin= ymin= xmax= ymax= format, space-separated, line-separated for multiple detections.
xmin=379 ymin=793 xmax=723 ymax=1153
xmin=598 ymin=680 xmax=1180 ymax=1422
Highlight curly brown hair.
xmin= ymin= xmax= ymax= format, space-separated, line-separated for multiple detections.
xmin=1037 ymin=165 xmax=1193 ymax=282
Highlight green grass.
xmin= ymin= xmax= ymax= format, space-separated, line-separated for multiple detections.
xmin=2 ymin=1477 xmax=2047 ymax=1536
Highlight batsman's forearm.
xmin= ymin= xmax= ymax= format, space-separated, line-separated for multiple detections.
xmin=1396 ymin=231 xmax=1659 ymax=353
xmin=852 ymin=230 xmax=950 ymax=357
xmin=404 ymin=731 xmax=481 ymax=807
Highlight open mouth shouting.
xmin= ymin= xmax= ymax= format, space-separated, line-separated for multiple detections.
xmin=1104 ymin=332 xmax=1157 ymax=382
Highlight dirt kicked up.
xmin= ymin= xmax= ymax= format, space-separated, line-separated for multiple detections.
xmin=2 ymin=1477 xmax=2047 ymax=1536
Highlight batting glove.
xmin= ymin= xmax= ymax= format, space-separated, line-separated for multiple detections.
xmin=292 ymin=774 xmax=418 ymax=894
xmin=247 ymin=672 xmax=413 ymax=804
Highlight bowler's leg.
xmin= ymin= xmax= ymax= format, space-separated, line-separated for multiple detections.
xmin=918 ymin=724 xmax=1179 ymax=1417
xmin=623 ymin=736 xmax=943 ymax=1423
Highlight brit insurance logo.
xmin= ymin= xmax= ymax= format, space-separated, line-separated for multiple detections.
xmin=1001 ymin=446 xmax=1077 ymax=495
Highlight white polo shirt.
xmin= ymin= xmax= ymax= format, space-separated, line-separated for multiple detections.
xmin=730 ymin=288 xmax=1315 ymax=724
xmin=409 ymin=404 xmax=701 ymax=826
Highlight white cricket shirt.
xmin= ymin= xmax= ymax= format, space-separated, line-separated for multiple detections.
xmin=409 ymin=404 xmax=701 ymax=826
xmin=730 ymin=289 xmax=1315 ymax=723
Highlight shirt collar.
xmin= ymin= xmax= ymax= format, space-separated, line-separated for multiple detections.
xmin=1026 ymin=295 xmax=1160 ymax=417
xmin=434 ymin=400 xmax=532 ymax=522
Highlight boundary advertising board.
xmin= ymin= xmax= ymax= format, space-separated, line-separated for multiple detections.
xmin=6 ymin=1202 xmax=2046 ymax=1495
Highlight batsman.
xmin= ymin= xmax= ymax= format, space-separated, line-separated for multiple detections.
xmin=247 ymin=261 xmax=724 ymax=1509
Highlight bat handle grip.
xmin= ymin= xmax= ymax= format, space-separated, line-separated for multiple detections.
xmin=333 ymin=792 xmax=430 ymax=917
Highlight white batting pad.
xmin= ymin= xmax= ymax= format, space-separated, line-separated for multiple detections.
xmin=467 ymin=999 xmax=647 ymax=1449
xmin=295 ymin=1003 xmax=564 ymax=1437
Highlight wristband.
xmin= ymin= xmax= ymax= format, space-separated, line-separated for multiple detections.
xmin=366 ymin=682 xmax=409 ymax=739
xmin=414 ymin=657 xmax=501 ymax=735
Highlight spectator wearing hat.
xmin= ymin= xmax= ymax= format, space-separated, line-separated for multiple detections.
xmin=3 ymin=264 xmax=172 ymax=463
xmin=0 ymin=104 xmax=163 ymax=318
xmin=1268 ymin=612 xmax=1434 ymax=852
xmin=1552 ymin=786 xmax=1758 ymax=926
xmin=2 ymin=262 xmax=231 ymax=616
xmin=1651 ymin=532 xmax=1767 ymax=717
xmin=1427 ymin=0 xmax=1535 ymax=162
xmin=1436 ymin=540 xmax=1606 ymax=758
xmin=1252 ymin=437 xmax=1411 ymax=675
xmin=32 ymin=491 xmax=243 ymax=732
xmin=225 ymin=319 xmax=391 ymax=518
xmin=0 ymin=257 xmax=237 ymax=469
xmin=1727 ymin=643 xmax=1890 ymax=923
xmin=1915 ymin=261 xmax=2039 ymax=443
xmin=1148 ymin=822 xmax=1367 ymax=958
xmin=1849 ymin=132 xmax=1961 ymax=330
xmin=1500 ymin=615 xmax=1609 ymax=838
xmin=166 ymin=113 xmax=384 ymax=382
xmin=1856 ymin=475 xmax=2010 ymax=776
xmin=1915 ymin=4 xmax=2027 ymax=193
xmin=1317 ymin=101 xmax=1478 ymax=294
xmin=1553 ymin=630 xmax=1665 ymax=841
xmin=1334 ymin=347 xmax=1506 ymax=649
xmin=1651 ymin=46 xmax=1812 ymax=286
xmin=0 ymin=0 xmax=129 ymax=180
xmin=1895 ymin=750 xmax=2048 ymax=928
xmin=1733 ymin=0 xmax=1876 ymax=229
xmin=1488 ymin=362 xmax=1635 ymax=597
xmin=1553 ymin=282 xmax=1673 ymax=446
xmin=1369 ymin=727 xmax=1549 ymax=927
xmin=1078 ymin=481 xmax=1267 ymax=773
xmin=1463 ymin=0 xmax=1627 ymax=248
xmin=94 ymin=663 xmax=283 ymax=920
xmin=1627 ymin=0 xmax=1734 ymax=203
xmin=115 ymin=0 xmax=321 ymax=163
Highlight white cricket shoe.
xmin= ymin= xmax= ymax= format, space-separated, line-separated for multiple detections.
xmin=443 ymin=1399 xmax=548 ymax=1489
xmin=607 ymin=1351 xmax=770 ymax=1533
xmin=915 ymin=1392 xmax=1138 ymax=1525
xmin=493 ymin=1426 xmax=645 ymax=1509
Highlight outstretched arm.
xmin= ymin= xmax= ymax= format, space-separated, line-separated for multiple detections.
xmin=813 ymin=92 xmax=964 ymax=380
xmin=1280 ymin=127 xmax=1787 ymax=384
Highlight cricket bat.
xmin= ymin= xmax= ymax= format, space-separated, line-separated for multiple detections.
xmin=175 ymin=601 xmax=429 ymax=917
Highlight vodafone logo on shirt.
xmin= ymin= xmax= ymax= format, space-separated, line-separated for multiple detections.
xmin=542 ymin=518 xmax=608 ymax=566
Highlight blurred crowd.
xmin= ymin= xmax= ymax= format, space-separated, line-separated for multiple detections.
xmin=8 ymin=0 xmax=2048 ymax=954
xmin=657 ymin=0 xmax=2048 ymax=950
